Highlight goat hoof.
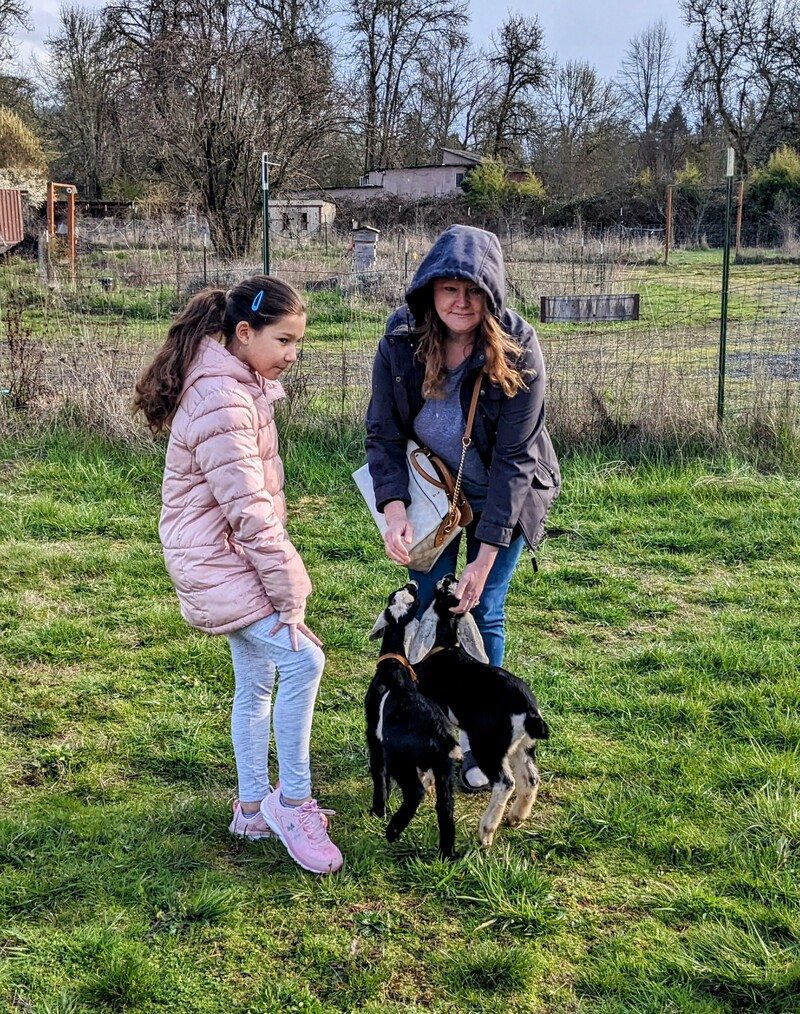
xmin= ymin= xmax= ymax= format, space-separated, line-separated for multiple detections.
xmin=504 ymin=813 xmax=522 ymax=827
xmin=480 ymin=831 xmax=495 ymax=848
xmin=440 ymin=849 xmax=458 ymax=862
xmin=386 ymin=824 xmax=401 ymax=843
xmin=371 ymin=806 xmax=386 ymax=819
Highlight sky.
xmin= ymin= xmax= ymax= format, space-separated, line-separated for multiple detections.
xmin=12 ymin=0 xmax=694 ymax=81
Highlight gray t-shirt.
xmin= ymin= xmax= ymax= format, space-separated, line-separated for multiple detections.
xmin=413 ymin=360 xmax=489 ymax=512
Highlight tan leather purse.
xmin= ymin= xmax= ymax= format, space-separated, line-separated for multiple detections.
xmin=353 ymin=369 xmax=485 ymax=573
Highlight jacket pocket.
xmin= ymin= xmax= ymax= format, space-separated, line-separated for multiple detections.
xmin=533 ymin=461 xmax=559 ymax=488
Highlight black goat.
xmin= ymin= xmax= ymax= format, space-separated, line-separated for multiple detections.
xmin=410 ymin=574 xmax=550 ymax=848
xmin=365 ymin=582 xmax=460 ymax=858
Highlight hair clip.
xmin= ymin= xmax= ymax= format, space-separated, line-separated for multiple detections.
xmin=251 ymin=290 xmax=264 ymax=312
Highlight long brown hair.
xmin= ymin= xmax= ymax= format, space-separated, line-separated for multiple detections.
xmin=415 ymin=307 xmax=533 ymax=400
xmin=133 ymin=275 xmax=305 ymax=435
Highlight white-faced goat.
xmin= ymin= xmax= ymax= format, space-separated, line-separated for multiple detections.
xmin=365 ymin=582 xmax=461 ymax=859
xmin=410 ymin=574 xmax=550 ymax=848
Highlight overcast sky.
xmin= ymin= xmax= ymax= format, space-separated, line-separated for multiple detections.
xmin=14 ymin=0 xmax=694 ymax=81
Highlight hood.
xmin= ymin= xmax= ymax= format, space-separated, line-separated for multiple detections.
xmin=405 ymin=225 xmax=506 ymax=322
xmin=181 ymin=335 xmax=284 ymax=404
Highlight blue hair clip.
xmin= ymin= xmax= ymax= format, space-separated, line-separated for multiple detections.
xmin=251 ymin=290 xmax=264 ymax=312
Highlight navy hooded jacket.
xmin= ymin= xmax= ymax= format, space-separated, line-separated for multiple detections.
xmin=365 ymin=225 xmax=561 ymax=551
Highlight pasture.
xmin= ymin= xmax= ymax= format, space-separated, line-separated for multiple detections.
xmin=1 ymin=232 xmax=799 ymax=1010
xmin=1 ymin=423 xmax=799 ymax=1013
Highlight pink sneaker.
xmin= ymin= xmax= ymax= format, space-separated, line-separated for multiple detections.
xmin=229 ymin=800 xmax=272 ymax=840
xmin=261 ymin=792 xmax=343 ymax=874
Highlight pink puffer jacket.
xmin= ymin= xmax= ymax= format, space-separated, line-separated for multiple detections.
xmin=159 ymin=336 xmax=311 ymax=634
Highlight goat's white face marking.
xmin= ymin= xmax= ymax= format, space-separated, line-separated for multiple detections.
xmin=389 ymin=588 xmax=416 ymax=621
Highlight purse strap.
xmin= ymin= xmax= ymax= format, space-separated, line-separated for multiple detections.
xmin=451 ymin=369 xmax=485 ymax=508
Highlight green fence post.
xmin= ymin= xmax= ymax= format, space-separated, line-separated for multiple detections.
xmin=717 ymin=147 xmax=735 ymax=425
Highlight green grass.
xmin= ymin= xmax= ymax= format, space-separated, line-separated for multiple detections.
xmin=1 ymin=427 xmax=799 ymax=1012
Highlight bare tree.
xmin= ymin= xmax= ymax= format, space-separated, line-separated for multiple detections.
xmin=537 ymin=60 xmax=625 ymax=198
xmin=102 ymin=0 xmax=338 ymax=257
xmin=619 ymin=20 xmax=679 ymax=133
xmin=681 ymin=0 xmax=800 ymax=173
xmin=486 ymin=13 xmax=547 ymax=160
xmin=0 ymin=0 xmax=30 ymax=59
xmin=41 ymin=6 xmax=131 ymax=200
xmin=343 ymin=0 xmax=468 ymax=173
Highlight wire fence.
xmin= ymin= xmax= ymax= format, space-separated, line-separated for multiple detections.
xmin=2 ymin=217 xmax=799 ymax=450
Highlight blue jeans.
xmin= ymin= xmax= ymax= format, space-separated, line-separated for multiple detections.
xmin=227 ymin=617 xmax=325 ymax=802
xmin=409 ymin=521 xmax=526 ymax=667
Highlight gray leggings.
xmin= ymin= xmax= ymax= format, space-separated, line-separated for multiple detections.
xmin=227 ymin=616 xmax=325 ymax=801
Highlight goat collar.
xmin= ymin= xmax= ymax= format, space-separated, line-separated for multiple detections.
xmin=376 ymin=653 xmax=418 ymax=682
xmin=418 ymin=642 xmax=460 ymax=661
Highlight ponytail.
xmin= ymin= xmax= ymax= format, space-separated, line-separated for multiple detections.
xmin=133 ymin=275 xmax=305 ymax=435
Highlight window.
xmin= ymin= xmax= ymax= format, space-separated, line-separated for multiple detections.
xmin=359 ymin=175 xmax=369 ymax=186
xmin=282 ymin=213 xmax=290 ymax=232
xmin=455 ymin=172 xmax=465 ymax=189
xmin=301 ymin=212 xmax=308 ymax=230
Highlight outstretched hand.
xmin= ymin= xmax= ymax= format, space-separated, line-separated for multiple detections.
xmin=451 ymin=544 xmax=499 ymax=614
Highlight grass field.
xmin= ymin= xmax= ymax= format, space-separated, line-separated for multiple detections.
xmin=1 ymin=426 xmax=799 ymax=1013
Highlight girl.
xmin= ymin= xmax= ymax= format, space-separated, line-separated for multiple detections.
xmin=134 ymin=276 xmax=342 ymax=875
xmin=366 ymin=225 xmax=561 ymax=791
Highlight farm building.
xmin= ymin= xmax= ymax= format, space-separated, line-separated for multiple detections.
xmin=297 ymin=148 xmax=482 ymax=203
xmin=269 ymin=198 xmax=336 ymax=237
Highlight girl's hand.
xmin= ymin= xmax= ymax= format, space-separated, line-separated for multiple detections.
xmin=270 ymin=620 xmax=323 ymax=651
xmin=452 ymin=545 xmax=499 ymax=614
xmin=383 ymin=501 xmax=413 ymax=566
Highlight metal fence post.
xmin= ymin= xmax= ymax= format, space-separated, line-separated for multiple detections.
xmin=717 ymin=148 xmax=735 ymax=424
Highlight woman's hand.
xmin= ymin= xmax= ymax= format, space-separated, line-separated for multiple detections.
xmin=451 ymin=544 xmax=499 ymax=614
xmin=270 ymin=620 xmax=323 ymax=651
xmin=382 ymin=501 xmax=413 ymax=566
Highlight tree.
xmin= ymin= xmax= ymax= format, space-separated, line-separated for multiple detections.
xmin=619 ymin=20 xmax=678 ymax=134
xmin=0 ymin=0 xmax=30 ymax=59
xmin=536 ymin=60 xmax=625 ymax=198
xmin=42 ymin=6 xmax=131 ymax=200
xmin=485 ymin=13 xmax=547 ymax=161
xmin=103 ymin=0 xmax=338 ymax=257
xmin=681 ymin=0 xmax=800 ymax=173
xmin=343 ymin=0 xmax=468 ymax=173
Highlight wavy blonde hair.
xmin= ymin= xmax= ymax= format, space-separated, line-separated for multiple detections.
xmin=415 ymin=308 xmax=533 ymax=399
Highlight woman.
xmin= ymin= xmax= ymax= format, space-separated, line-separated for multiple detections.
xmin=365 ymin=224 xmax=560 ymax=790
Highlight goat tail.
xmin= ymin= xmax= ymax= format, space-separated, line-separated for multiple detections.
xmin=525 ymin=710 xmax=550 ymax=741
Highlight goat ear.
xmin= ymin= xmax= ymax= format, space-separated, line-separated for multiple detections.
xmin=403 ymin=618 xmax=419 ymax=659
xmin=408 ymin=603 xmax=437 ymax=663
xmin=458 ymin=613 xmax=489 ymax=663
xmin=369 ymin=611 xmax=388 ymax=641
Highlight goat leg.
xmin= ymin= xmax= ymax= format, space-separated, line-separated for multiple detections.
xmin=506 ymin=744 xmax=541 ymax=827
xmin=386 ymin=774 xmax=426 ymax=843
xmin=367 ymin=732 xmax=389 ymax=818
xmin=478 ymin=763 xmax=515 ymax=848
xmin=432 ymin=761 xmax=457 ymax=859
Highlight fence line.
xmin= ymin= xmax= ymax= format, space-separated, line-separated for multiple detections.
xmin=2 ymin=222 xmax=799 ymax=448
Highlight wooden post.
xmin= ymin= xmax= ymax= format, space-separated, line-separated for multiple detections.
xmin=47 ymin=183 xmax=55 ymax=236
xmin=735 ymin=179 xmax=744 ymax=256
xmin=68 ymin=187 xmax=76 ymax=286
xmin=664 ymin=185 xmax=673 ymax=265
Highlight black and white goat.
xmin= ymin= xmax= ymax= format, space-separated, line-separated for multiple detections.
xmin=365 ymin=582 xmax=461 ymax=859
xmin=410 ymin=574 xmax=550 ymax=848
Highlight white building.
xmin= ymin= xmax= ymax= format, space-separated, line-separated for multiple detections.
xmin=298 ymin=148 xmax=482 ymax=203
xmin=269 ymin=197 xmax=336 ymax=236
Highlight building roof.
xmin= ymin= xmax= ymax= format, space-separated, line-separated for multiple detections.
xmin=439 ymin=147 xmax=482 ymax=164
